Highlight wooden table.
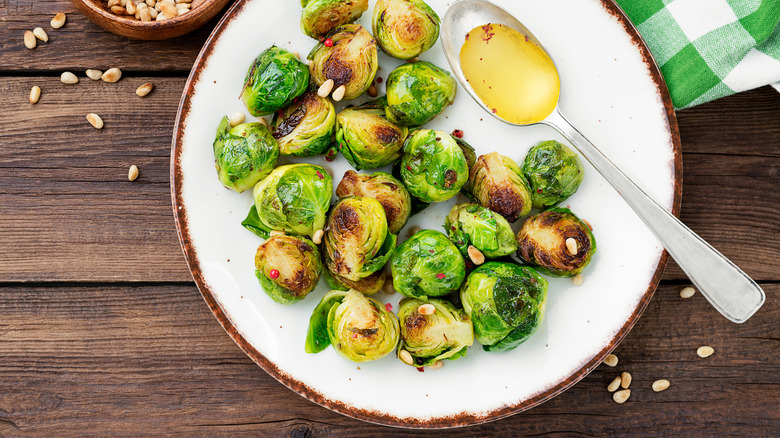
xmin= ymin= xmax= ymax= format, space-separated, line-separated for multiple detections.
xmin=1 ymin=1 xmax=778 ymax=435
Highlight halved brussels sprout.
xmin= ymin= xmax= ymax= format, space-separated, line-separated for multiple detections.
xmin=271 ymin=90 xmax=336 ymax=157
xmin=324 ymin=269 xmax=386 ymax=295
xmin=308 ymin=24 xmax=378 ymax=101
xmin=301 ymin=0 xmax=368 ymax=39
xmin=254 ymin=234 xmax=322 ymax=304
xmin=305 ymin=289 xmax=400 ymax=362
xmin=390 ymin=229 xmax=466 ymax=299
xmin=241 ymin=46 xmax=310 ymax=116
xmin=213 ymin=116 xmax=280 ymax=193
xmin=444 ymin=203 xmax=517 ymax=259
xmin=460 ymin=262 xmax=548 ymax=352
xmin=516 ymin=207 xmax=596 ymax=277
xmin=385 ymin=61 xmax=456 ymax=126
xmin=372 ymin=0 xmax=440 ymax=60
xmin=323 ymin=196 xmax=397 ymax=282
xmin=522 ymin=140 xmax=584 ymax=209
xmin=336 ymin=170 xmax=412 ymax=234
xmin=397 ymin=297 xmax=473 ymax=367
xmin=335 ymin=105 xmax=409 ymax=170
xmin=468 ymin=151 xmax=533 ymax=223
xmin=400 ymin=129 xmax=468 ymax=203
xmin=242 ymin=164 xmax=333 ymax=238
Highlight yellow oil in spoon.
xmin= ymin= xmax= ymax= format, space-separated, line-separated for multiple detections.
xmin=460 ymin=23 xmax=560 ymax=125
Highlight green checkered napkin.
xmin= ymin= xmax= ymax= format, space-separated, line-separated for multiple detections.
xmin=615 ymin=0 xmax=780 ymax=109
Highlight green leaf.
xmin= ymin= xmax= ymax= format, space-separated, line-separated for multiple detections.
xmin=305 ymin=291 xmax=346 ymax=354
xmin=241 ymin=205 xmax=269 ymax=239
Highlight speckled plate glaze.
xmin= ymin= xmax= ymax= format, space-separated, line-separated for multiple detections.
xmin=171 ymin=0 xmax=681 ymax=428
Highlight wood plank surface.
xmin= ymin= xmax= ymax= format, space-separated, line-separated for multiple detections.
xmin=0 ymin=283 xmax=777 ymax=436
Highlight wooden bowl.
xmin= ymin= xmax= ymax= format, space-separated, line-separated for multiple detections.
xmin=71 ymin=0 xmax=230 ymax=40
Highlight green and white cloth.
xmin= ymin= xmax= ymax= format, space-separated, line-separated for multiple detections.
xmin=615 ymin=0 xmax=780 ymax=109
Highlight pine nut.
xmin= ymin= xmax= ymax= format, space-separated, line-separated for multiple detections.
xmin=467 ymin=245 xmax=485 ymax=265
xmin=571 ymin=274 xmax=584 ymax=286
xmin=291 ymin=51 xmax=300 ymax=60
xmin=108 ymin=0 xmax=120 ymax=7
xmin=136 ymin=82 xmax=154 ymax=97
xmin=417 ymin=304 xmax=435 ymax=315
xmin=312 ymin=229 xmax=324 ymax=245
xmin=269 ymin=230 xmax=285 ymax=238
xmin=612 ymin=389 xmax=630 ymax=404
xmin=139 ymin=7 xmax=152 ymax=21
xmin=607 ymin=376 xmax=621 ymax=392
xmin=85 ymin=69 xmax=102 ymax=80
xmin=146 ymin=0 xmax=155 ymax=6
xmin=111 ymin=5 xmax=127 ymax=14
xmin=60 ymin=71 xmax=78 ymax=84
xmin=399 ymin=349 xmax=413 ymax=366
xmin=680 ymin=286 xmax=696 ymax=299
xmin=51 ymin=12 xmax=66 ymax=29
xmin=29 ymin=86 xmax=41 ymax=104
xmin=155 ymin=12 xmax=167 ymax=21
xmin=368 ymin=84 xmax=378 ymax=97
xmin=160 ymin=1 xmax=178 ymax=18
xmin=331 ymin=85 xmax=346 ymax=101
xmin=228 ymin=112 xmax=245 ymax=127
xmin=175 ymin=2 xmax=190 ymax=9
xmin=33 ymin=27 xmax=49 ymax=42
xmin=101 ymin=68 xmax=122 ymax=83
xmin=697 ymin=346 xmax=714 ymax=358
xmin=175 ymin=0 xmax=192 ymax=3
xmin=128 ymin=165 xmax=139 ymax=181
xmin=149 ymin=8 xmax=158 ymax=18
xmin=620 ymin=371 xmax=632 ymax=389
xmin=256 ymin=117 xmax=268 ymax=126
xmin=603 ymin=354 xmax=618 ymax=367
xmin=407 ymin=226 xmax=421 ymax=238
xmin=382 ymin=278 xmax=395 ymax=295
xmin=86 ymin=113 xmax=104 ymax=129
xmin=565 ymin=237 xmax=578 ymax=255
xmin=24 ymin=31 xmax=36 ymax=49
xmin=126 ymin=1 xmax=136 ymax=15
xmin=406 ymin=57 xmax=419 ymax=63
xmin=428 ymin=360 xmax=443 ymax=370
xmin=317 ymin=79 xmax=334 ymax=97
xmin=652 ymin=379 xmax=670 ymax=392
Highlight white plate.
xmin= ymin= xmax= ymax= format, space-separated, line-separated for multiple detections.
xmin=172 ymin=0 xmax=681 ymax=428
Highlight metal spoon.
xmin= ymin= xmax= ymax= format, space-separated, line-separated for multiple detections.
xmin=440 ymin=0 xmax=765 ymax=323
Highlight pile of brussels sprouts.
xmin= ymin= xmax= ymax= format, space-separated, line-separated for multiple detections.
xmin=210 ymin=0 xmax=597 ymax=369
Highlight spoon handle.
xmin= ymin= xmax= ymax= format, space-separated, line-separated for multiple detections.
xmin=543 ymin=109 xmax=765 ymax=323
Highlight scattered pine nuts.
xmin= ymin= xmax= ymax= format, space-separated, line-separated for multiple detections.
xmin=317 ymin=79 xmax=334 ymax=97
xmin=467 ymin=245 xmax=485 ymax=265
xmin=418 ymin=304 xmax=435 ymax=315
xmin=612 ymin=389 xmax=630 ymax=404
xmin=312 ymin=229 xmax=324 ymax=245
xmin=86 ymin=113 xmax=104 ymax=129
xmin=136 ymin=82 xmax=154 ymax=97
xmin=565 ymin=237 xmax=578 ymax=255
xmin=128 ymin=165 xmax=139 ymax=181
xmin=29 ymin=86 xmax=41 ymax=104
xmin=86 ymin=69 xmax=103 ymax=80
xmin=399 ymin=349 xmax=413 ymax=366
xmin=51 ymin=12 xmax=67 ymax=29
xmin=620 ymin=371 xmax=632 ymax=389
xmin=607 ymin=376 xmax=621 ymax=392
xmin=101 ymin=67 xmax=122 ymax=83
xmin=24 ymin=31 xmax=36 ymax=49
xmin=368 ymin=84 xmax=378 ymax=97
xmin=60 ymin=72 xmax=79 ymax=84
xmin=652 ymin=379 xmax=670 ymax=392
xmin=571 ymin=274 xmax=584 ymax=286
xmin=697 ymin=346 xmax=714 ymax=358
xmin=429 ymin=360 xmax=443 ymax=370
xmin=228 ymin=112 xmax=245 ymax=127
xmin=680 ymin=286 xmax=696 ymax=299
xmin=331 ymin=85 xmax=346 ymax=101
xmin=33 ymin=27 xmax=49 ymax=42
xmin=603 ymin=354 xmax=618 ymax=367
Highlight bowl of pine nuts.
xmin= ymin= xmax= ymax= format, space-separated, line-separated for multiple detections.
xmin=71 ymin=0 xmax=230 ymax=40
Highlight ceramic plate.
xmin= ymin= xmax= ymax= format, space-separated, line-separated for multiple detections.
xmin=172 ymin=0 xmax=681 ymax=428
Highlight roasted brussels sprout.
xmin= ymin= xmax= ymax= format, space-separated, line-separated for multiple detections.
xmin=468 ymin=151 xmax=533 ymax=222
xmin=385 ymin=61 xmax=456 ymax=126
xmin=460 ymin=262 xmax=548 ymax=352
xmin=323 ymin=196 xmax=397 ymax=282
xmin=301 ymin=0 xmax=368 ymax=39
xmin=241 ymin=46 xmax=309 ymax=116
xmin=271 ymin=90 xmax=336 ymax=157
xmin=454 ymin=136 xmax=477 ymax=170
xmin=324 ymin=269 xmax=387 ymax=295
xmin=444 ymin=203 xmax=517 ymax=259
xmin=335 ymin=105 xmax=408 ymax=170
xmin=336 ymin=170 xmax=412 ymax=234
xmin=522 ymin=140 xmax=584 ymax=209
xmin=242 ymin=164 xmax=332 ymax=238
xmin=305 ymin=289 xmax=400 ymax=361
xmin=390 ymin=229 xmax=466 ymax=299
xmin=516 ymin=208 xmax=596 ymax=277
xmin=212 ymin=116 xmax=279 ymax=193
xmin=397 ymin=298 xmax=473 ymax=367
xmin=372 ymin=0 xmax=440 ymax=60
xmin=254 ymin=234 xmax=322 ymax=304
xmin=308 ymin=24 xmax=378 ymax=101
xmin=400 ymin=129 xmax=469 ymax=203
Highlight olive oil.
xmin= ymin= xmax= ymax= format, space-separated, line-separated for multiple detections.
xmin=460 ymin=23 xmax=560 ymax=125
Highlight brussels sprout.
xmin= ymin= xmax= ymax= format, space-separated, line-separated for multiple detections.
xmin=400 ymin=129 xmax=468 ymax=203
xmin=372 ymin=0 xmax=440 ymax=60
xmin=522 ymin=140 xmax=584 ymax=209
xmin=324 ymin=269 xmax=386 ymax=295
xmin=305 ymin=289 xmax=400 ymax=362
xmin=242 ymin=164 xmax=333 ymax=238
xmin=213 ymin=116 xmax=280 ymax=193
xmin=468 ymin=151 xmax=532 ymax=222
xmin=397 ymin=297 xmax=473 ymax=367
xmin=516 ymin=208 xmax=596 ymax=277
xmin=385 ymin=61 xmax=456 ymax=126
xmin=336 ymin=170 xmax=412 ymax=234
xmin=444 ymin=203 xmax=517 ymax=259
xmin=390 ymin=229 xmax=466 ymax=299
xmin=254 ymin=234 xmax=322 ymax=304
xmin=241 ymin=46 xmax=310 ymax=116
xmin=308 ymin=24 xmax=378 ymax=101
xmin=335 ymin=105 xmax=409 ymax=170
xmin=454 ymin=136 xmax=477 ymax=170
xmin=301 ymin=0 xmax=368 ymax=39
xmin=460 ymin=262 xmax=548 ymax=352
xmin=271 ymin=90 xmax=336 ymax=157
xmin=323 ymin=196 xmax=397 ymax=282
